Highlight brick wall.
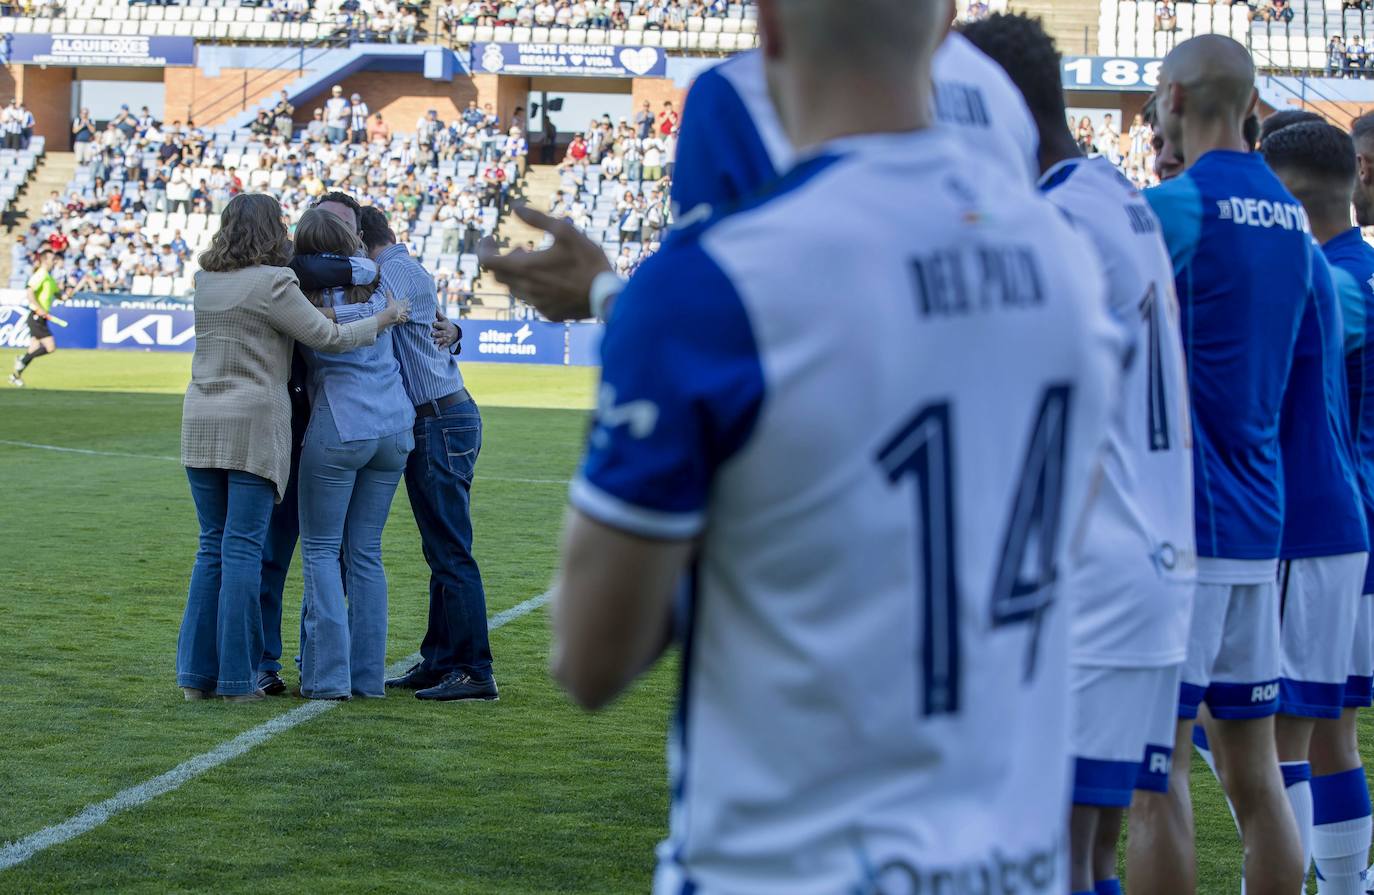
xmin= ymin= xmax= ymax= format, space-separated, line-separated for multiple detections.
xmin=293 ymin=70 xmax=482 ymax=132
xmin=631 ymin=77 xmax=686 ymax=120
xmin=164 ymin=65 xmax=300 ymax=127
xmin=18 ymin=66 xmax=74 ymax=151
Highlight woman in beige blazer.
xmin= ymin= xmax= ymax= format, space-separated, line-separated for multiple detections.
xmin=177 ymin=192 xmax=407 ymax=701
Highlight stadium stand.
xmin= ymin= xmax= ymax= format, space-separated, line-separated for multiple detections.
xmin=1098 ymin=0 xmax=1374 ymax=70
xmin=8 ymin=109 xmax=518 ymax=315
xmin=0 ymin=0 xmax=760 ymax=48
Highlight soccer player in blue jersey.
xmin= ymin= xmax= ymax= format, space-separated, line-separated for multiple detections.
xmin=1139 ymin=35 xmax=1310 ymax=894
xmin=1265 ymin=116 xmax=1374 ymax=895
xmin=545 ymin=0 xmax=1122 ymax=889
xmin=1260 ymin=121 xmax=1371 ymax=889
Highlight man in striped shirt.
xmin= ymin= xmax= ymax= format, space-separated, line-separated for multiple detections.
xmin=336 ymin=205 xmax=496 ymax=702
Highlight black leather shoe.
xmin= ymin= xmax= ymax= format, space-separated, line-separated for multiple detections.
xmin=415 ymin=671 xmax=499 ymax=702
xmin=386 ymin=662 xmax=441 ymax=690
xmin=257 ymin=670 xmax=287 ymax=696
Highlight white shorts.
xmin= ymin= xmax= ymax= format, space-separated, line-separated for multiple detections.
xmin=1348 ymin=595 xmax=1374 ymax=708
xmin=1072 ymin=664 xmax=1182 ymax=805
xmin=1180 ymin=581 xmax=1280 ymax=720
xmin=1279 ymin=554 xmax=1366 ymax=718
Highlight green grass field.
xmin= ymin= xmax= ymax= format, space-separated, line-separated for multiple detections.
xmin=0 ymin=350 xmax=1356 ymax=893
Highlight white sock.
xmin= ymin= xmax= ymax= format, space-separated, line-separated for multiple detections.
xmin=1281 ymin=761 xmax=1313 ymax=888
xmin=1312 ymin=767 xmax=1373 ymax=895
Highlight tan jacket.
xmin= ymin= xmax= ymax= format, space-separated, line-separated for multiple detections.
xmin=180 ymin=265 xmax=378 ymax=501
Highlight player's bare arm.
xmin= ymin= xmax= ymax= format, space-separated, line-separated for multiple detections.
xmin=551 ymin=510 xmax=689 ymax=710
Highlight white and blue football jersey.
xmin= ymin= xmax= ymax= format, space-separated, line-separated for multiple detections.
xmin=1044 ymin=157 xmax=1197 ymax=668
xmin=670 ymin=34 xmax=1039 ymax=221
xmin=573 ymin=130 xmax=1121 ymax=894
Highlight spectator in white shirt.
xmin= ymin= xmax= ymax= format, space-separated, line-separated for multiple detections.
xmin=641 ymin=136 xmax=663 ymax=180
xmin=324 ymin=86 xmax=350 ymax=143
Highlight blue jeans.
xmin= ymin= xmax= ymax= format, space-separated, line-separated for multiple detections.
xmin=178 ymin=468 xmax=276 ymax=696
xmin=407 ymin=398 xmax=492 ymax=678
xmin=298 ymin=403 xmax=413 ymax=698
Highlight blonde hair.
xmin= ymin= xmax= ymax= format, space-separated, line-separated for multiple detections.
xmin=292 ymin=208 xmax=379 ymax=307
xmin=199 ymin=193 xmax=292 ymax=272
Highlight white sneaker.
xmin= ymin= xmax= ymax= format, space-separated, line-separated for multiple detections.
xmin=7 ymin=373 xmax=22 ymax=387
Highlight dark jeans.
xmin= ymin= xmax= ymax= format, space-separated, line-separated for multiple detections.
xmin=258 ymin=353 xmax=310 ymax=673
xmin=177 ymin=468 xmax=275 ymax=695
xmin=406 ymin=397 xmax=492 ymax=678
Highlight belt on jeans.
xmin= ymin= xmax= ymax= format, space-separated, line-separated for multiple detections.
xmin=415 ymin=388 xmax=471 ymax=419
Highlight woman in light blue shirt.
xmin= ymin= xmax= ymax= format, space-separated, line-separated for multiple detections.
xmin=293 ymin=208 xmax=415 ymax=699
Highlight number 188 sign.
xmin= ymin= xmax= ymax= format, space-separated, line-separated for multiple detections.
xmin=1061 ymin=56 xmax=1162 ymax=92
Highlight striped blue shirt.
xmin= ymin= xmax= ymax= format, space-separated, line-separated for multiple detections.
xmin=335 ymin=243 xmax=465 ymax=405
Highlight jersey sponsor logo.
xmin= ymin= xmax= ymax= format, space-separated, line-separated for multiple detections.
xmin=1215 ymin=197 xmax=1309 ymax=232
xmin=1252 ymin=682 xmax=1280 ymax=703
xmin=910 ymin=245 xmax=1045 ymax=319
xmin=860 ymin=837 xmax=1062 ymax=894
xmin=593 ymin=383 xmax=659 ymax=440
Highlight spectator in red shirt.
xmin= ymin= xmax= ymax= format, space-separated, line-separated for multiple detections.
xmin=658 ymin=100 xmax=679 ymax=136
xmin=563 ymin=133 xmax=589 ymax=170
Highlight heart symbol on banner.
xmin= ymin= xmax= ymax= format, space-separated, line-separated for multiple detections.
xmin=618 ymin=47 xmax=658 ymax=75
xmin=570 ymin=54 xmax=584 ymax=65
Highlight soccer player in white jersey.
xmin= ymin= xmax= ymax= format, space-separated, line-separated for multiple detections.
xmin=547 ymin=0 xmax=1123 ymax=890
xmin=669 ymin=1 xmax=1040 ymax=223
xmin=962 ymin=15 xmax=1194 ymax=895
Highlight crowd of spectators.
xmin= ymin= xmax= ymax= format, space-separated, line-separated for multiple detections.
xmin=436 ymin=0 xmax=749 ymax=35
xmin=17 ymin=87 xmax=530 ymax=307
xmin=1326 ymin=35 xmax=1374 ymax=77
xmin=544 ymin=101 xmax=678 ymax=276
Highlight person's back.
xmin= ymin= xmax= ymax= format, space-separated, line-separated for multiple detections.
xmin=296 ymin=267 xmax=413 ymax=444
xmin=574 ymin=130 xmax=1120 ymax=892
xmin=1045 ymin=155 xmax=1197 ymax=683
xmin=669 ymin=37 xmax=1039 ymax=220
xmin=1325 ymin=227 xmax=1374 ymax=577
xmin=1277 ymin=246 xmax=1367 ymax=571
xmin=1146 ymin=150 xmax=1308 ymax=568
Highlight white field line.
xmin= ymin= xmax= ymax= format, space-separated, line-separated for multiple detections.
xmin=0 ymin=589 xmax=553 ymax=872
xmin=0 ymin=439 xmax=570 ymax=486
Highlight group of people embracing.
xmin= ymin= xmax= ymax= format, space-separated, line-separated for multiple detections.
xmin=176 ymin=189 xmax=496 ymax=703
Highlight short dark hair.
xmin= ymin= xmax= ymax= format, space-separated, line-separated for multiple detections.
xmin=1260 ymin=120 xmax=1356 ymax=184
xmin=959 ymin=14 xmax=1065 ymax=131
xmin=1259 ymin=109 xmax=1322 ymax=144
xmin=314 ymin=191 xmax=361 ymax=217
xmin=358 ymin=205 xmax=396 ymax=252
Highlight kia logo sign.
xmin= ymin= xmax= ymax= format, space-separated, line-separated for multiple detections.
xmin=97 ymin=309 xmax=197 ymax=351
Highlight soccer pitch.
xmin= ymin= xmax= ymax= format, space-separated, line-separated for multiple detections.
xmin=0 ymin=350 xmax=1347 ymax=892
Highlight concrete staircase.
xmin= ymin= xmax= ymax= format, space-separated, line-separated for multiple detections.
xmin=1009 ymin=0 xmax=1100 ymax=55
xmin=1 ymin=151 xmax=78 ymax=286
xmin=468 ymin=163 xmax=566 ymax=317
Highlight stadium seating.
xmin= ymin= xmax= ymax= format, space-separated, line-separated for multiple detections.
xmin=0 ymin=0 xmax=760 ymax=47
xmin=1098 ymin=0 xmax=1370 ymax=70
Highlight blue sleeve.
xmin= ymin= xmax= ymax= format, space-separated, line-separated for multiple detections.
xmin=333 ymin=289 xmax=385 ymax=323
xmin=1144 ymin=175 xmax=1203 ymax=274
xmin=570 ymin=240 xmax=765 ymax=540
xmin=669 ymin=66 xmax=779 ymax=221
xmin=1330 ymin=263 xmax=1369 ymax=356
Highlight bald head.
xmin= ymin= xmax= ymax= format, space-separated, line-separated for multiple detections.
xmin=1161 ymin=35 xmax=1256 ymax=120
xmin=1154 ymin=35 xmax=1257 ymax=163
xmin=758 ymin=0 xmax=945 ymax=147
